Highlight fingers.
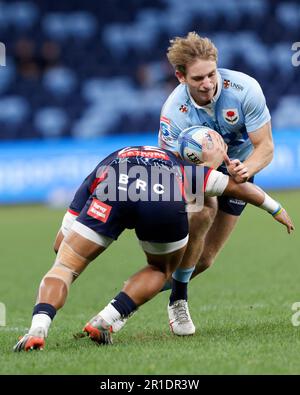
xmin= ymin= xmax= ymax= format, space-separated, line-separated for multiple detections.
xmin=207 ymin=131 xmax=225 ymax=151
xmin=225 ymin=158 xmax=249 ymax=182
xmin=236 ymin=168 xmax=249 ymax=179
xmin=228 ymin=161 xmax=249 ymax=181
xmin=283 ymin=211 xmax=295 ymax=234
xmin=234 ymin=164 xmax=248 ymax=173
xmin=224 ymin=154 xmax=231 ymax=166
xmin=230 ymin=159 xmax=241 ymax=166
xmin=201 ymin=133 xmax=228 ymax=169
xmin=274 ymin=209 xmax=295 ymax=234
xmin=201 ymin=137 xmax=209 ymax=151
xmin=209 ymin=131 xmax=227 ymax=151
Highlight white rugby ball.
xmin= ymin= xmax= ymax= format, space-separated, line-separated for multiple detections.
xmin=178 ymin=125 xmax=216 ymax=164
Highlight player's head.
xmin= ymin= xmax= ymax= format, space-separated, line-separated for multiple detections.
xmin=167 ymin=32 xmax=218 ymax=105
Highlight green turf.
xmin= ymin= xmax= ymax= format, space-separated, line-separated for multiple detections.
xmin=0 ymin=191 xmax=299 ymax=374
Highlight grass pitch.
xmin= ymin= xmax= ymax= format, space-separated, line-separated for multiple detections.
xmin=0 ymin=190 xmax=299 ymax=375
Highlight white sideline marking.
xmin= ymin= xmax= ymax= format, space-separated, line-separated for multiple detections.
xmin=0 ymin=327 xmax=28 ymax=332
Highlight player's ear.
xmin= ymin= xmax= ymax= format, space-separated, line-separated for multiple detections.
xmin=175 ymin=70 xmax=186 ymax=83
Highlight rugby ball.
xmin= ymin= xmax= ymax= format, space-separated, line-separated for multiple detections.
xmin=178 ymin=125 xmax=215 ymax=164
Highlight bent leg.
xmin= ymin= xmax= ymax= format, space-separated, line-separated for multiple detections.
xmin=14 ymin=230 xmax=108 ymax=352
xmin=179 ymin=196 xmax=218 ymax=269
xmin=165 ymin=197 xmax=217 ymax=304
xmin=84 ymin=245 xmax=186 ymax=341
xmin=122 ymin=247 xmax=187 ymax=306
xmin=38 ymin=230 xmax=106 ymax=309
xmin=166 ymin=206 xmax=238 ymax=336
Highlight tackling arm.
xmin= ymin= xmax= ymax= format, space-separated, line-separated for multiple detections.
xmin=223 ymin=178 xmax=294 ymax=234
xmin=204 ymin=158 xmax=294 ymax=234
xmin=227 ymin=122 xmax=274 ymax=183
xmin=243 ymin=121 xmax=274 ymax=177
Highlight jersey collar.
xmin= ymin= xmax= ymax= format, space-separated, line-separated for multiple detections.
xmin=187 ymin=70 xmax=222 ymax=110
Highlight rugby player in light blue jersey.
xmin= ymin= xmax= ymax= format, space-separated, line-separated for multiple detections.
xmin=158 ymin=32 xmax=274 ymax=335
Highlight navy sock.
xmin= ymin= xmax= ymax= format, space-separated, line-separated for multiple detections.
xmin=169 ymin=279 xmax=188 ymax=306
xmin=33 ymin=303 xmax=57 ymax=320
xmin=160 ymin=279 xmax=172 ymax=292
xmin=111 ymin=292 xmax=137 ymax=317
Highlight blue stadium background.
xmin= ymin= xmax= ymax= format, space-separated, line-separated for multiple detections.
xmin=0 ymin=0 xmax=299 ymax=204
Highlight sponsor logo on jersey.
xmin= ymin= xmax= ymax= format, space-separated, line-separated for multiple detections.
xmin=223 ymin=108 xmax=239 ymax=125
xmin=87 ymin=198 xmax=112 ymax=223
xmin=159 ymin=116 xmax=173 ymax=141
xmin=223 ymin=79 xmax=244 ymax=91
xmin=231 ymin=82 xmax=244 ymax=91
xmin=179 ymin=104 xmax=188 ymax=113
xmin=118 ymin=146 xmax=169 ymax=160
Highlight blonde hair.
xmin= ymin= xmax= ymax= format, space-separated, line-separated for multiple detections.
xmin=167 ymin=32 xmax=218 ymax=75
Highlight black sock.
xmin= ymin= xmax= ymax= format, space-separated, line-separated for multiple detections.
xmin=32 ymin=303 xmax=57 ymax=320
xmin=111 ymin=292 xmax=137 ymax=317
xmin=169 ymin=279 xmax=188 ymax=306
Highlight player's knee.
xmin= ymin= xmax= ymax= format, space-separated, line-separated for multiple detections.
xmin=197 ymin=252 xmax=215 ymax=272
xmin=45 ymin=240 xmax=91 ymax=290
xmin=201 ymin=256 xmax=214 ymax=270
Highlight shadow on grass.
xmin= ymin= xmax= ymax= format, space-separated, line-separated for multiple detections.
xmin=13 ymin=318 xmax=296 ymax=354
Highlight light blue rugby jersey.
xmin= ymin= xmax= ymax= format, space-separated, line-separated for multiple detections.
xmin=158 ymin=68 xmax=271 ymax=171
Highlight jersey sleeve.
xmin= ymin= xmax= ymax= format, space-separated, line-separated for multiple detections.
xmin=204 ymin=168 xmax=229 ymax=196
xmin=158 ymin=115 xmax=182 ymax=151
xmin=242 ymin=78 xmax=271 ymax=133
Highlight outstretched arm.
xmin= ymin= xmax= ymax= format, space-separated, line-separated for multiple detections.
xmin=223 ymin=177 xmax=294 ymax=234
xmin=204 ymin=157 xmax=295 ymax=234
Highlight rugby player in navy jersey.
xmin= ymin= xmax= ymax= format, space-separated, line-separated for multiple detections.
xmin=14 ymin=145 xmax=294 ymax=351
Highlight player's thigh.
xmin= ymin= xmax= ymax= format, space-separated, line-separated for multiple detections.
xmin=65 ymin=231 xmax=106 ymax=261
xmin=56 ymin=196 xmax=122 ymax=276
xmin=203 ymin=188 xmax=255 ymax=256
xmin=202 ymin=210 xmax=239 ymax=258
xmin=187 ymin=196 xmax=218 ymax=241
xmin=69 ymin=193 xmax=127 ymax=261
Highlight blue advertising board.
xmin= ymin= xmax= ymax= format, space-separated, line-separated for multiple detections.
xmin=0 ymin=131 xmax=299 ymax=205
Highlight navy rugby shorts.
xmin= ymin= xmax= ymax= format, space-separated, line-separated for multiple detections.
xmin=74 ymin=163 xmax=189 ymax=246
xmin=217 ymin=176 xmax=254 ymax=216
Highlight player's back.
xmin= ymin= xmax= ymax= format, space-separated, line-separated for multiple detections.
xmin=69 ymin=146 xmax=188 ymax=216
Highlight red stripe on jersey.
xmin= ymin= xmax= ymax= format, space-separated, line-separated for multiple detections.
xmin=89 ymin=167 xmax=108 ymax=194
xmin=68 ymin=208 xmax=79 ymax=216
xmin=203 ymin=168 xmax=213 ymax=192
xmin=160 ymin=116 xmax=170 ymax=124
